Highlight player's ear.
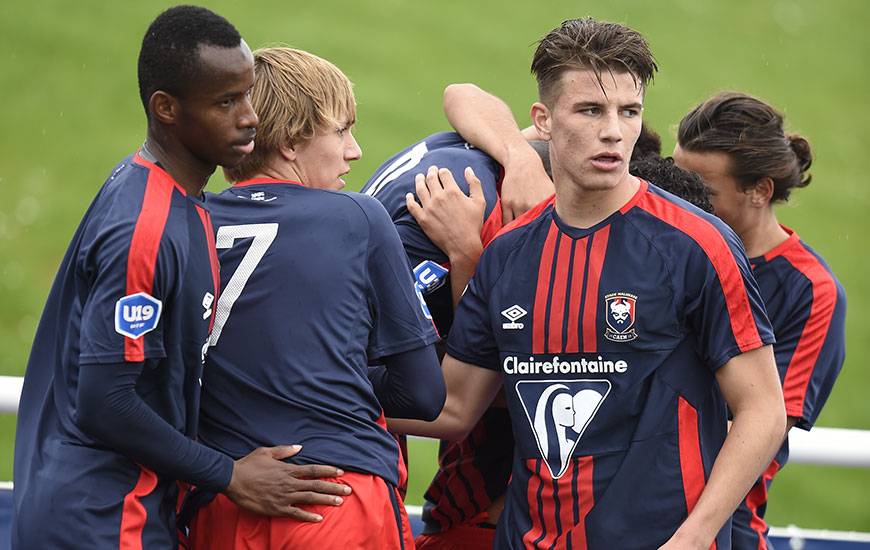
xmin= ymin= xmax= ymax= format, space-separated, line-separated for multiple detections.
xmin=749 ymin=176 xmax=775 ymax=207
xmin=531 ymin=102 xmax=552 ymax=141
xmin=278 ymin=142 xmax=297 ymax=162
xmin=149 ymin=91 xmax=180 ymax=125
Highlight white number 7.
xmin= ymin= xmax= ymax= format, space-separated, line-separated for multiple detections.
xmin=209 ymin=223 xmax=278 ymax=346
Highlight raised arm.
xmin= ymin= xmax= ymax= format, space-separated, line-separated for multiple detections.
xmin=443 ymin=83 xmax=552 ymax=222
xmin=661 ymin=345 xmax=786 ymax=549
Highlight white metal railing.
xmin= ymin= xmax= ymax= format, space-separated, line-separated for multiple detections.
xmin=2 ymin=374 xmax=870 ymax=467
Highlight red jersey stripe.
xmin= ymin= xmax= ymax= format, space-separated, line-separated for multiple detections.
xmin=677 ymin=397 xmax=706 ymax=516
xmin=232 ymin=177 xmax=304 ymax=188
xmin=533 ymin=222 xmax=559 ymax=354
xmin=195 ymin=206 xmax=221 ymax=332
xmin=566 ymin=456 xmax=594 ymax=550
xmin=565 ymin=238 xmax=588 ymax=353
xmin=124 ymin=169 xmax=174 ymax=362
xmin=636 ymin=192 xmax=762 ymax=353
xmin=583 ymin=227 xmax=610 ymax=353
xmin=745 ymin=459 xmax=781 ymax=550
xmin=537 ymin=465 xmax=558 ymax=549
xmin=522 ymin=459 xmax=546 ymax=548
xmin=548 ymin=234 xmax=573 ymax=353
xmin=119 ymin=466 xmax=159 ymax=550
xmin=494 ymin=195 xmax=556 ymax=241
xmin=778 ymin=242 xmax=838 ymax=416
xmin=480 ymin=198 xmax=504 ymax=247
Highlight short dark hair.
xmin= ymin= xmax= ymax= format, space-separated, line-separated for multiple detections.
xmin=677 ymin=92 xmax=812 ymax=203
xmin=531 ymin=18 xmax=657 ymax=104
xmin=631 ymin=155 xmax=713 ymax=213
xmin=138 ymin=5 xmax=242 ymax=116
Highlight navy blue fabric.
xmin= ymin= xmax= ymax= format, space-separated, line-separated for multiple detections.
xmin=12 ymin=154 xmax=224 ymax=548
xmin=368 ymin=346 xmax=445 ymax=420
xmin=199 ymin=181 xmax=439 ymax=486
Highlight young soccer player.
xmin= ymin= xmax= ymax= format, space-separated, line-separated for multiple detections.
xmin=367 ymin=120 xmax=712 ymax=549
xmin=188 ymin=47 xmax=444 ymax=550
xmin=391 ymin=18 xmax=786 ymax=549
xmin=674 ymin=92 xmax=846 ymax=549
xmin=12 ymin=7 xmax=350 ymax=548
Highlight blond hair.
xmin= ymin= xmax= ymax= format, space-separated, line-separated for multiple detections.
xmin=225 ymin=47 xmax=356 ymax=182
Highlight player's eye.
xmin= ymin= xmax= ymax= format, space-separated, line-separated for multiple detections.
xmin=621 ymin=108 xmax=640 ymax=117
xmin=220 ymin=98 xmax=234 ymax=108
xmin=579 ymin=107 xmax=600 ymax=115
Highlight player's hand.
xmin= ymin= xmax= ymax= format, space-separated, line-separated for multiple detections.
xmin=499 ymin=147 xmax=553 ymax=223
xmin=225 ymin=445 xmax=352 ymax=521
xmin=406 ymin=165 xmax=486 ymax=264
xmin=657 ymin=526 xmax=710 ymax=550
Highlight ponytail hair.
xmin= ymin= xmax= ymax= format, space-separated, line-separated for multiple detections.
xmin=677 ymin=92 xmax=813 ymax=203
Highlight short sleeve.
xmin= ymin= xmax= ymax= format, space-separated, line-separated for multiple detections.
xmin=681 ymin=225 xmax=775 ymax=370
xmin=78 ymin=210 xmax=182 ymax=365
xmin=445 ymin=245 xmax=501 ymax=370
xmin=774 ymin=268 xmax=847 ymax=430
xmin=362 ymin=198 xmax=440 ymax=360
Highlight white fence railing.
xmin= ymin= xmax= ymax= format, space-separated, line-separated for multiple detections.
xmin=2 ymin=374 xmax=870 ymax=468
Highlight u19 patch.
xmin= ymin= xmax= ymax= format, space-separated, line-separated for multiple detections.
xmin=114 ymin=292 xmax=162 ymax=339
xmin=413 ymin=260 xmax=449 ymax=295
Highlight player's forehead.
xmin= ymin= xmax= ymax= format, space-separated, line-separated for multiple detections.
xmin=190 ymin=40 xmax=254 ymax=97
xmin=553 ymin=67 xmax=643 ymax=106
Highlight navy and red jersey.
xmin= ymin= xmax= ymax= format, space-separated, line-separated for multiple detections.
xmin=362 ymin=132 xmax=516 ymax=531
xmin=447 ymin=180 xmax=776 ymax=549
xmin=199 ymin=179 xmax=438 ymax=487
xmin=732 ymin=226 xmax=846 ymax=549
xmin=13 ymin=153 xmax=220 ymax=548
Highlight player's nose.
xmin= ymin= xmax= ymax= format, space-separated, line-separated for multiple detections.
xmin=346 ymin=132 xmax=362 ymax=161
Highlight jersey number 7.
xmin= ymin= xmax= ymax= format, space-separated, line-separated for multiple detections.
xmin=209 ymin=223 xmax=278 ymax=346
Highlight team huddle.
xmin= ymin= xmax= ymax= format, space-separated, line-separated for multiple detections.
xmin=11 ymin=5 xmax=846 ymax=550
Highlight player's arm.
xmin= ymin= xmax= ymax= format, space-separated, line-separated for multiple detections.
xmin=406 ymin=165 xmax=486 ymax=307
xmin=368 ymin=345 xmax=445 ymax=420
xmin=661 ymin=345 xmax=786 ymax=549
xmin=76 ymin=362 xmax=351 ymax=521
xmin=387 ymin=353 xmax=502 ymax=440
xmin=443 ymin=83 xmax=552 ymax=222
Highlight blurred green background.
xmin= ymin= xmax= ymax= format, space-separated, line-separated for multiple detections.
xmin=1 ymin=0 xmax=868 ymax=532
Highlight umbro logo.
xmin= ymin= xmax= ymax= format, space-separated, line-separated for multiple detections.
xmin=502 ymin=305 xmax=527 ymax=330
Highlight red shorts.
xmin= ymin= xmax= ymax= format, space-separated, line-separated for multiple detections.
xmin=415 ymin=523 xmax=496 ymax=550
xmin=188 ymin=471 xmax=414 ymax=550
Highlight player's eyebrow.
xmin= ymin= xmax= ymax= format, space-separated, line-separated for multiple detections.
xmin=621 ymin=101 xmax=644 ymax=110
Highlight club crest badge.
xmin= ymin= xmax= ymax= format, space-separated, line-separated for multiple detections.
xmin=515 ymin=379 xmax=611 ymax=478
xmin=604 ymin=292 xmax=638 ymax=342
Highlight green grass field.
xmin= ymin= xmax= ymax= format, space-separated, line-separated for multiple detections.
xmin=1 ymin=0 xmax=868 ymax=532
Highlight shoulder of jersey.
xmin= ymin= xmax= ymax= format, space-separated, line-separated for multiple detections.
xmin=489 ymin=194 xmax=556 ymax=246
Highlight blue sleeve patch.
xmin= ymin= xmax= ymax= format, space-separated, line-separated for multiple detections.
xmin=413 ymin=260 xmax=449 ymax=295
xmin=114 ymin=292 xmax=163 ymax=339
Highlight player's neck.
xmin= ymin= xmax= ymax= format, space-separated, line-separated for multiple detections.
xmin=740 ymin=209 xmax=790 ymax=258
xmin=143 ymin=132 xmax=214 ymax=197
xmin=553 ymin=173 xmax=639 ymax=229
xmin=256 ymin=155 xmax=303 ymax=184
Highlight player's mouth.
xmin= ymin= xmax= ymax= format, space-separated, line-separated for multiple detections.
xmin=232 ymin=134 xmax=256 ymax=155
xmin=590 ymin=152 xmax=623 ymax=171
xmin=337 ymin=169 xmax=350 ymax=188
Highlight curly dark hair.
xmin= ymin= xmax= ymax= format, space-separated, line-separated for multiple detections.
xmin=677 ymin=92 xmax=812 ymax=203
xmin=631 ymin=155 xmax=713 ymax=213
xmin=138 ymin=5 xmax=242 ymax=117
